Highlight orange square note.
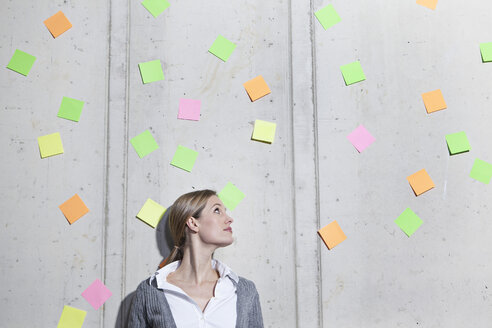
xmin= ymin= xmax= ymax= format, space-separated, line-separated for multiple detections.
xmin=407 ymin=169 xmax=435 ymax=196
xmin=44 ymin=11 xmax=72 ymax=38
xmin=243 ymin=75 xmax=271 ymax=102
xmin=318 ymin=220 xmax=347 ymax=250
xmin=59 ymin=194 xmax=89 ymax=224
xmin=416 ymin=0 xmax=438 ymax=10
xmin=421 ymin=89 xmax=446 ymax=113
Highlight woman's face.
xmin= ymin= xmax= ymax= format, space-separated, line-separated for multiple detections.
xmin=195 ymin=195 xmax=234 ymax=247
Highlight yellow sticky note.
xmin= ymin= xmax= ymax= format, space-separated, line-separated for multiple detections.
xmin=243 ymin=75 xmax=271 ymax=102
xmin=407 ymin=169 xmax=435 ymax=196
xmin=57 ymin=305 xmax=86 ymax=328
xmin=136 ymin=198 xmax=167 ymax=228
xmin=416 ymin=0 xmax=438 ymax=10
xmin=59 ymin=194 xmax=90 ymax=224
xmin=44 ymin=11 xmax=72 ymax=38
xmin=38 ymin=132 xmax=64 ymax=158
xmin=318 ymin=220 xmax=346 ymax=250
xmin=422 ymin=89 xmax=446 ymax=113
xmin=252 ymin=120 xmax=276 ymax=144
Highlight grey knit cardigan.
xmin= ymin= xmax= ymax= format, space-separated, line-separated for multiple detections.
xmin=128 ymin=276 xmax=264 ymax=328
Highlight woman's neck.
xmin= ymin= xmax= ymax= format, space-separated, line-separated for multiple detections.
xmin=173 ymin=243 xmax=218 ymax=285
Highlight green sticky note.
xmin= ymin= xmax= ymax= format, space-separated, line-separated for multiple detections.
xmin=252 ymin=119 xmax=276 ymax=144
xmin=340 ymin=61 xmax=366 ymax=85
xmin=130 ymin=130 xmax=159 ymax=158
xmin=57 ymin=305 xmax=86 ymax=328
xmin=141 ymin=0 xmax=170 ymax=17
xmin=218 ymin=182 xmax=245 ymax=211
xmin=208 ymin=35 xmax=236 ymax=62
xmin=445 ymin=131 xmax=471 ymax=155
xmin=7 ymin=49 xmax=36 ymax=76
xmin=38 ymin=132 xmax=64 ymax=158
xmin=138 ymin=60 xmax=164 ymax=84
xmin=136 ymin=198 xmax=167 ymax=228
xmin=57 ymin=97 xmax=84 ymax=122
xmin=170 ymin=145 xmax=198 ymax=172
xmin=395 ymin=208 xmax=423 ymax=237
xmin=479 ymin=42 xmax=492 ymax=62
xmin=470 ymin=158 xmax=492 ymax=184
xmin=314 ymin=4 xmax=341 ymax=30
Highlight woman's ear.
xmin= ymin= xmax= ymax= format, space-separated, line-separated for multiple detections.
xmin=185 ymin=216 xmax=199 ymax=233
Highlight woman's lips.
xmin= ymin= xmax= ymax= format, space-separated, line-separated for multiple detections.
xmin=224 ymin=227 xmax=232 ymax=232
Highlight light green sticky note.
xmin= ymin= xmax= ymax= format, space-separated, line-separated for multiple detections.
xmin=218 ymin=182 xmax=245 ymax=211
xmin=171 ymin=145 xmax=198 ymax=172
xmin=252 ymin=119 xmax=276 ymax=144
xmin=445 ymin=131 xmax=471 ymax=155
xmin=208 ymin=35 xmax=236 ymax=62
xmin=57 ymin=97 xmax=84 ymax=122
xmin=7 ymin=49 xmax=36 ymax=76
xmin=57 ymin=305 xmax=86 ymax=328
xmin=136 ymin=198 xmax=167 ymax=228
xmin=479 ymin=42 xmax=492 ymax=62
xmin=138 ymin=60 xmax=164 ymax=84
xmin=141 ymin=0 xmax=170 ymax=17
xmin=340 ymin=61 xmax=366 ymax=85
xmin=395 ymin=208 xmax=423 ymax=237
xmin=470 ymin=158 xmax=492 ymax=184
xmin=38 ymin=132 xmax=64 ymax=158
xmin=314 ymin=4 xmax=341 ymax=30
xmin=130 ymin=130 xmax=159 ymax=158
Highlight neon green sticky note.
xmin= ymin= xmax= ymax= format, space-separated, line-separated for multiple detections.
xmin=130 ymin=130 xmax=159 ymax=158
xmin=170 ymin=145 xmax=198 ymax=172
xmin=218 ymin=182 xmax=245 ymax=211
xmin=340 ymin=61 xmax=366 ymax=85
xmin=445 ymin=131 xmax=470 ymax=155
xmin=57 ymin=97 xmax=84 ymax=122
xmin=141 ymin=0 xmax=170 ymax=17
xmin=314 ymin=4 xmax=341 ymax=30
xmin=208 ymin=35 xmax=236 ymax=62
xmin=395 ymin=208 xmax=423 ymax=237
xmin=252 ymin=119 xmax=276 ymax=144
xmin=138 ymin=60 xmax=164 ymax=84
xmin=38 ymin=132 xmax=64 ymax=158
xmin=136 ymin=198 xmax=167 ymax=228
xmin=470 ymin=158 xmax=492 ymax=184
xmin=57 ymin=305 xmax=86 ymax=328
xmin=479 ymin=42 xmax=492 ymax=62
xmin=7 ymin=49 xmax=36 ymax=76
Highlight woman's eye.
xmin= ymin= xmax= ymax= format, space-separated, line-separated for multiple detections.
xmin=214 ymin=208 xmax=220 ymax=213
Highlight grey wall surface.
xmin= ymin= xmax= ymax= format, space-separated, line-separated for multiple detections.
xmin=1 ymin=0 xmax=492 ymax=327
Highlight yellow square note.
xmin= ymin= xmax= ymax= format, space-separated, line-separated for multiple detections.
xmin=252 ymin=120 xmax=276 ymax=144
xmin=243 ymin=75 xmax=271 ymax=102
xmin=318 ymin=220 xmax=347 ymax=250
xmin=38 ymin=132 xmax=64 ymax=158
xmin=136 ymin=198 xmax=167 ymax=228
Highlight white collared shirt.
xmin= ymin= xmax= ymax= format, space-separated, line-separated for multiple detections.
xmin=149 ymin=259 xmax=238 ymax=328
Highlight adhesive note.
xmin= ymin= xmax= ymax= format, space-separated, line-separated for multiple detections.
xmin=407 ymin=169 xmax=435 ymax=196
xmin=57 ymin=97 xmax=84 ymax=122
xmin=318 ymin=220 xmax=346 ymax=250
xmin=218 ymin=182 xmax=245 ymax=211
xmin=44 ymin=11 xmax=72 ymax=38
xmin=57 ymin=305 xmax=86 ymax=328
xmin=7 ymin=49 xmax=36 ymax=76
xmin=340 ymin=61 xmax=365 ymax=85
xmin=252 ymin=119 xmax=276 ymax=144
xmin=130 ymin=130 xmax=159 ymax=158
xmin=136 ymin=198 xmax=167 ymax=228
xmin=470 ymin=158 xmax=492 ymax=184
xmin=445 ymin=131 xmax=470 ymax=155
xmin=416 ymin=0 xmax=438 ymax=10
xmin=243 ymin=75 xmax=271 ymax=102
xmin=479 ymin=42 xmax=492 ymax=62
xmin=82 ymin=279 xmax=112 ymax=310
xmin=38 ymin=132 xmax=64 ymax=158
xmin=178 ymin=99 xmax=201 ymax=121
xmin=59 ymin=194 xmax=89 ymax=224
xmin=347 ymin=124 xmax=375 ymax=152
xmin=170 ymin=145 xmax=198 ymax=172
xmin=395 ymin=208 xmax=422 ymax=237
xmin=141 ymin=0 xmax=170 ymax=17
xmin=208 ymin=35 xmax=236 ymax=62
xmin=138 ymin=60 xmax=164 ymax=84
xmin=422 ymin=89 xmax=446 ymax=113
xmin=314 ymin=4 xmax=341 ymax=30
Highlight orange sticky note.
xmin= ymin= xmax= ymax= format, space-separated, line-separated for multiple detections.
xmin=421 ymin=89 xmax=446 ymax=113
xmin=416 ymin=0 xmax=438 ymax=10
xmin=318 ymin=220 xmax=346 ymax=250
xmin=407 ymin=169 xmax=435 ymax=196
xmin=59 ymin=194 xmax=89 ymax=224
xmin=44 ymin=11 xmax=72 ymax=38
xmin=243 ymin=75 xmax=271 ymax=102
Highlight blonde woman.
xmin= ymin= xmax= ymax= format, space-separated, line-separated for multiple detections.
xmin=128 ymin=189 xmax=264 ymax=327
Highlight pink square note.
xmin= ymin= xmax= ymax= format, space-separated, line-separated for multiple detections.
xmin=178 ymin=98 xmax=201 ymax=121
xmin=347 ymin=124 xmax=375 ymax=152
xmin=81 ymin=279 xmax=112 ymax=310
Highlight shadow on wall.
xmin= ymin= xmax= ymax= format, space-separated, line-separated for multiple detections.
xmin=114 ymin=207 xmax=174 ymax=328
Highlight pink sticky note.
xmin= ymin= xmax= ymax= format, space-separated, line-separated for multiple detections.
xmin=81 ymin=279 xmax=112 ymax=310
xmin=347 ymin=124 xmax=375 ymax=152
xmin=178 ymin=99 xmax=201 ymax=121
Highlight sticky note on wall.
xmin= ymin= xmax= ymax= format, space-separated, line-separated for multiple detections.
xmin=480 ymin=42 xmax=492 ymax=62
xmin=252 ymin=119 xmax=276 ymax=143
xmin=208 ymin=35 xmax=236 ymax=62
xmin=136 ymin=198 xmax=167 ymax=228
xmin=57 ymin=97 xmax=85 ymax=122
xmin=170 ymin=145 xmax=198 ymax=172
xmin=395 ymin=208 xmax=423 ymax=237
xmin=416 ymin=0 xmax=438 ymax=10
xmin=44 ymin=11 xmax=72 ymax=38
xmin=141 ymin=0 xmax=170 ymax=18
xmin=470 ymin=159 xmax=492 ymax=184
xmin=407 ymin=169 xmax=435 ymax=196
xmin=421 ymin=89 xmax=446 ymax=113
xmin=314 ymin=4 xmax=341 ymax=30
xmin=7 ymin=49 xmax=36 ymax=76
xmin=57 ymin=305 xmax=86 ymax=328
xmin=130 ymin=130 xmax=159 ymax=158
xmin=178 ymin=99 xmax=201 ymax=121
xmin=347 ymin=124 xmax=375 ymax=152
xmin=445 ymin=131 xmax=470 ymax=155
xmin=81 ymin=279 xmax=112 ymax=310
xmin=38 ymin=132 xmax=64 ymax=158
xmin=243 ymin=75 xmax=271 ymax=102
xmin=138 ymin=60 xmax=164 ymax=84
xmin=218 ymin=182 xmax=245 ymax=211
xmin=318 ymin=220 xmax=346 ymax=250
xmin=59 ymin=194 xmax=89 ymax=224
xmin=340 ymin=61 xmax=365 ymax=85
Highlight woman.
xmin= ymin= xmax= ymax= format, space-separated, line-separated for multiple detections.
xmin=128 ymin=189 xmax=264 ymax=327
